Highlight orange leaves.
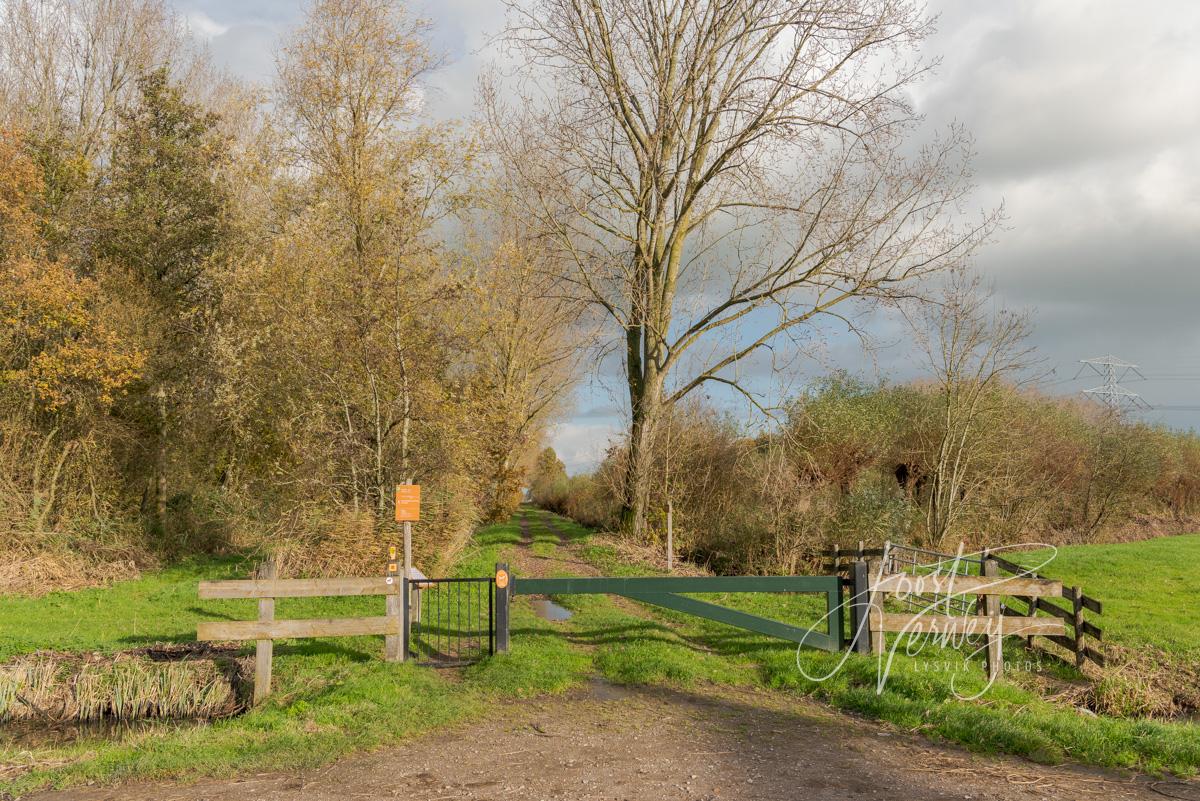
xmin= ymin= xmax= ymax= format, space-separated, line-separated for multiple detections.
xmin=0 ymin=131 xmax=144 ymax=414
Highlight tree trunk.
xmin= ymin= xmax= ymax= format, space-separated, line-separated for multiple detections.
xmin=155 ymin=387 xmax=168 ymax=532
xmin=620 ymin=365 xmax=662 ymax=540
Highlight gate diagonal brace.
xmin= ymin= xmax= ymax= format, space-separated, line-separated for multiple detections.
xmin=619 ymin=592 xmax=839 ymax=652
xmin=512 ymin=575 xmax=843 ymax=653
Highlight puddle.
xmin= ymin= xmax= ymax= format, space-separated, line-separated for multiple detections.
xmin=585 ymin=678 xmax=631 ymax=702
xmin=530 ymin=598 xmax=573 ymax=622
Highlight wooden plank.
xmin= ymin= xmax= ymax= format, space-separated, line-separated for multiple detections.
xmin=1034 ymin=597 xmax=1074 ymax=621
xmin=1080 ymin=595 xmax=1102 ymax=615
xmin=1034 ymin=597 xmax=1072 ymax=621
xmin=254 ymin=560 xmax=276 ymax=705
xmin=1080 ymin=620 xmax=1103 ymax=640
xmin=871 ymin=614 xmax=1065 ymax=637
xmin=1039 ymin=634 xmax=1079 ymax=653
xmin=198 ymin=616 xmax=401 ymax=641
xmin=198 ymin=577 xmax=397 ymax=599
xmin=869 ymin=572 xmax=1062 ymax=597
xmin=1083 ymin=645 xmax=1106 ymax=666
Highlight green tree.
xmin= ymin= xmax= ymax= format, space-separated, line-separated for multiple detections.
xmin=529 ymin=447 xmax=568 ymax=510
xmin=91 ymin=67 xmax=230 ymax=535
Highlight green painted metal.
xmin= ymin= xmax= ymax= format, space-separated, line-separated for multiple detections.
xmin=514 ymin=575 xmax=837 ymax=595
xmin=622 ymin=591 xmax=839 ymax=652
xmin=514 ymin=574 xmax=843 ymax=652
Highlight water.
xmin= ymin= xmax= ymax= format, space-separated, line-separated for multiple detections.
xmin=530 ymin=598 xmax=572 ymax=622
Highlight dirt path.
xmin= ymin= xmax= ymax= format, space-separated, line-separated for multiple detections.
xmin=32 ymin=680 xmax=1193 ymax=801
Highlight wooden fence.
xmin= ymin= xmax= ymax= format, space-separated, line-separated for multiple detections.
xmin=855 ymin=565 xmax=1067 ymax=680
xmin=197 ymin=565 xmax=406 ymax=703
xmin=832 ymin=541 xmax=1105 ymax=671
xmin=991 ymin=554 xmax=1105 ymax=668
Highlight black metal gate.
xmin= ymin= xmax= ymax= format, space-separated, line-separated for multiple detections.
xmin=405 ymin=577 xmax=494 ymax=665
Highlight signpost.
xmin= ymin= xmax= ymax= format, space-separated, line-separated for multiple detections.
xmin=394 ymin=483 xmax=420 ymax=662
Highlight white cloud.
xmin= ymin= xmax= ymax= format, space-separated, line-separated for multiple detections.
xmin=547 ymin=420 xmax=621 ymax=475
xmin=185 ymin=11 xmax=229 ymax=40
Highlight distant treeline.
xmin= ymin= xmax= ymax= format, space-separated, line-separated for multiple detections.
xmin=531 ymin=376 xmax=1200 ymax=574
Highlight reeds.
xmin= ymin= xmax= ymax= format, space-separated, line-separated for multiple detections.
xmin=0 ymin=652 xmax=245 ymax=722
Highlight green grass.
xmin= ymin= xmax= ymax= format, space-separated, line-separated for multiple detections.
xmin=2 ymin=511 xmax=1199 ymax=795
xmin=550 ymin=516 xmax=1200 ymax=776
xmin=1010 ymin=535 xmax=1200 ymax=660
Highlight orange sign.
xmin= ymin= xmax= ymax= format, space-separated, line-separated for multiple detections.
xmin=394 ymin=484 xmax=421 ymax=521
xmin=495 ymin=568 xmax=509 ymax=589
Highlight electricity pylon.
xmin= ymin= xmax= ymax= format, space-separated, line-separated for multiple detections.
xmin=1077 ymin=355 xmax=1149 ymax=414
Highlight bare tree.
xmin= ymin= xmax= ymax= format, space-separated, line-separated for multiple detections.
xmin=909 ymin=271 xmax=1036 ymax=546
xmin=0 ymin=0 xmax=185 ymax=156
xmin=492 ymin=0 xmax=997 ymax=536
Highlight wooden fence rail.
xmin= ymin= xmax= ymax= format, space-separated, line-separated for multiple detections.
xmin=833 ymin=542 xmax=1105 ymax=670
xmin=990 ymin=554 xmax=1104 ymax=667
xmin=197 ymin=571 xmax=405 ymax=704
xmin=862 ymin=564 xmax=1067 ymax=681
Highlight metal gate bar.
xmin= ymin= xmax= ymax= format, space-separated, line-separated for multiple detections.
xmin=409 ymin=577 xmax=494 ymax=665
xmin=512 ymin=574 xmax=843 ymax=652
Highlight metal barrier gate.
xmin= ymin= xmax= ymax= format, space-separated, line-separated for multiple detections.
xmin=406 ymin=576 xmax=494 ymax=665
xmin=494 ymin=563 xmax=844 ymax=653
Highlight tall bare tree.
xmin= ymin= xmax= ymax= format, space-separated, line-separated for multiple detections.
xmin=493 ymin=0 xmax=997 ymax=536
xmin=0 ymin=0 xmax=184 ymax=156
xmin=470 ymin=225 xmax=586 ymax=520
xmin=910 ymin=271 xmax=1036 ymax=546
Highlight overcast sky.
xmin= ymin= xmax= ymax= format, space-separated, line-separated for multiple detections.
xmin=180 ymin=0 xmax=1200 ymax=473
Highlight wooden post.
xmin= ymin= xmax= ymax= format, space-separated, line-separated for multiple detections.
xmin=385 ymin=545 xmax=402 ymax=662
xmin=851 ymin=560 xmax=871 ymax=654
xmin=254 ymin=560 xmax=276 ymax=704
xmin=666 ymin=499 xmax=674 ymax=572
xmin=982 ymin=558 xmax=1002 ymax=682
xmin=1072 ymin=586 xmax=1085 ymax=669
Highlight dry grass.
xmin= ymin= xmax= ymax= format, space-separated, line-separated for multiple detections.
xmin=0 ymin=544 xmax=142 ymax=597
xmin=0 ymin=647 xmax=246 ymax=722
xmin=1084 ymin=644 xmax=1200 ymax=720
xmin=589 ymin=534 xmax=710 ymax=576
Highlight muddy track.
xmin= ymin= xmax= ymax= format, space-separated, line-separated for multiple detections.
xmin=31 ymin=680 xmax=1192 ymax=801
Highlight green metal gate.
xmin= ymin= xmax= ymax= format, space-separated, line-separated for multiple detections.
xmin=506 ymin=573 xmax=844 ymax=652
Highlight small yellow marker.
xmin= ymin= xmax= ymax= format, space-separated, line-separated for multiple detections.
xmin=495 ymin=568 xmax=510 ymax=589
xmin=387 ymin=562 xmax=398 ymax=573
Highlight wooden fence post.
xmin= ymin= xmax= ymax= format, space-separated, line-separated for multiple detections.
xmin=385 ymin=545 xmax=402 ymax=662
xmin=254 ymin=560 xmax=277 ymax=705
xmin=1072 ymin=586 xmax=1085 ymax=669
xmin=666 ymin=499 xmax=674 ymax=572
xmin=982 ymin=558 xmax=1002 ymax=682
xmin=851 ymin=560 xmax=871 ymax=654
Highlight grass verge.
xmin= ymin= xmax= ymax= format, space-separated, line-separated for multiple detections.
xmin=1 ymin=510 xmax=1198 ymax=795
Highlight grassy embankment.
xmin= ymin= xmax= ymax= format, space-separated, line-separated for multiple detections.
xmin=1 ymin=511 xmax=1198 ymax=795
